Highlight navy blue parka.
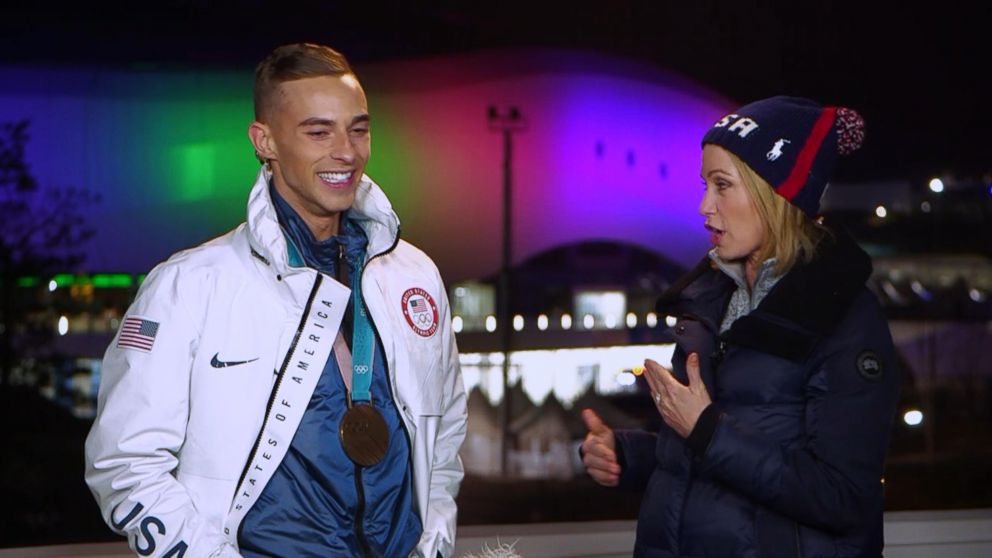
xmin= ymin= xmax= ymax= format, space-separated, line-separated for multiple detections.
xmin=616 ymin=228 xmax=900 ymax=557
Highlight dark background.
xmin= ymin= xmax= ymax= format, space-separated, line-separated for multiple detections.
xmin=2 ymin=1 xmax=989 ymax=186
xmin=2 ymin=0 xmax=990 ymax=548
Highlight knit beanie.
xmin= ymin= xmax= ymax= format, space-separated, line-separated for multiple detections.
xmin=701 ymin=96 xmax=865 ymax=216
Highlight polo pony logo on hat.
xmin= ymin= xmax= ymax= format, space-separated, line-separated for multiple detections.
xmin=766 ymin=138 xmax=791 ymax=161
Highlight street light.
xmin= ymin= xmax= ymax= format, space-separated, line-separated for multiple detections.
xmin=488 ymin=105 xmax=525 ymax=477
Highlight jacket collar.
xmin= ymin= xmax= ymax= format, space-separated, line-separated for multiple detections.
xmin=245 ymin=167 xmax=401 ymax=278
xmin=657 ymin=225 xmax=873 ymax=361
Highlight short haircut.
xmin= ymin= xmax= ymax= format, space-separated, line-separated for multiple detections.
xmin=253 ymin=43 xmax=354 ymax=122
xmin=728 ymin=151 xmax=828 ymax=275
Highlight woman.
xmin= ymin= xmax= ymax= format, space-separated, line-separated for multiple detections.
xmin=581 ymin=96 xmax=900 ymax=557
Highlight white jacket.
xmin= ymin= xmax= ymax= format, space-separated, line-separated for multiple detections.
xmin=85 ymin=168 xmax=467 ymax=558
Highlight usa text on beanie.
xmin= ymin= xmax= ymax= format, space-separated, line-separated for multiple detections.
xmin=702 ymin=96 xmax=865 ymax=216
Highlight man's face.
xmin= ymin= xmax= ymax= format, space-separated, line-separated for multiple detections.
xmin=255 ymin=74 xmax=370 ymax=238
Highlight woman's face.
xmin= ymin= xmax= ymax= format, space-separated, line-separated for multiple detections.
xmin=699 ymin=144 xmax=766 ymax=262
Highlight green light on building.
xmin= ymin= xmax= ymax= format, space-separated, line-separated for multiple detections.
xmin=16 ymin=274 xmax=134 ymax=289
xmin=52 ymin=273 xmax=76 ymax=287
xmin=92 ymin=274 xmax=133 ymax=288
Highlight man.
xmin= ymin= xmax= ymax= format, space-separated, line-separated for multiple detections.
xmin=85 ymin=43 xmax=467 ymax=558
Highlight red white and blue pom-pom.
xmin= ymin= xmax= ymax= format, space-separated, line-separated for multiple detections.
xmin=835 ymin=107 xmax=865 ymax=155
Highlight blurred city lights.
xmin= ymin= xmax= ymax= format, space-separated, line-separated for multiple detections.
xmin=582 ymin=314 xmax=595 ymax=329
xmin=513 ymin=314 xmax=524 ymax=331
xmin=911 ymin=280 xmax=932 ymax=301
xmin=616 ymin=371 xmax=636 ymax=386
xmin=903 ymin=409 xmax=924 ymax=426
xmin=537 ymin=314 xmax=549 ymax=331
xmin=626 ymin=312 xmax=637 ymax=328
xmin=452 ymin=316 xmax=463 ymax=333
xmin=664 ymin=315 xmax=677 ymax=327
xmin=485 ymin=315 xmax=497 ymax=332
xmin=875 ymin=205 xmax=887 ymax=218
xmin=604 ymin=314 xmax=618 ymax=329
xmin=928 ymin=178 xmax=944 ymax=193
xmin=646 ymin=312 xmax=658 ymax=328
xmin=57 ymin=316 xmax=69 ymax=336
xmin=48 ymin=280 xmax=57 ymax=292
xmin=561 ymin=314 xmax=573 ymax=330
xmin=920 ymin=201 xmax=932 ymax=213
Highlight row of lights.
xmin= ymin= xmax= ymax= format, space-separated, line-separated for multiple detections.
xmin=452 ymin=312 xmax=679 ymax=333
xmin=880 ymin=280 xmax=988 ymax=305
xmin=56 ymin=313 xmax=679 ymax=336
xmin=56 ymin=315 xmax=121 ymax=336
xmin=928 ymin=177 xmax=992 ymax=195
xmin=871 ymin=177 xmax=992 ymax=219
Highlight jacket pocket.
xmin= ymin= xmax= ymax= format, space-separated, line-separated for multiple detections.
xmin=411 ymin=375 xmax=444 ymax=416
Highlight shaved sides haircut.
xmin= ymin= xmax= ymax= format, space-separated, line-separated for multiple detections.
xmin=253 ymin=43 xmax=354 ymax=122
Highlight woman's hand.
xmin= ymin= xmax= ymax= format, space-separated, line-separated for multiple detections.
xmin=644 ymin=353 xmax=711 ymax=438
xmin=580 ymin=409 xmax=620 ymax=486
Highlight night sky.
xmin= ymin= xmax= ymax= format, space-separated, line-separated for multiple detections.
xmin=2 ymin=1 xmax=989 ymax=186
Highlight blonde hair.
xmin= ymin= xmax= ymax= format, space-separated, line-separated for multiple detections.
xmin=728 ymin=152 xmax=827 ymax=275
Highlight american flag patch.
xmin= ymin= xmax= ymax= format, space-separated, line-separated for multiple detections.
xmin=117 ymin=316 xmax=160 ymax=352
xmin=410 ymin=298 xmax=427 ymax=313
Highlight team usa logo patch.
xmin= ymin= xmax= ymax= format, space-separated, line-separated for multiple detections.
xmin=401 ymin=287 xmax=439 ymax=337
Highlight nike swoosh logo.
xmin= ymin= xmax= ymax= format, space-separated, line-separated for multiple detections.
xmin=210 ymin=353 xmax=259 ymax=368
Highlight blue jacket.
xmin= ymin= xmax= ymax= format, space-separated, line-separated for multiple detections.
xmin=616 ymin=229 xmax=900 ymax=557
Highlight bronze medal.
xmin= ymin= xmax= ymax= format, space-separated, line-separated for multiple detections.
xmin=339 ymin=404 xmax=389 ymax=467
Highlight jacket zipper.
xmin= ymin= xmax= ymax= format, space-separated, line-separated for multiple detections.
xmin=711 ymin=339 xmax=728 ymax=369
xmin=354 ymin=464 xmax=373 ymax=557
xmin=234 ymin=274 xmax=324 ymax=536
xmin=679 ymin=317 xmax=727 ymax=555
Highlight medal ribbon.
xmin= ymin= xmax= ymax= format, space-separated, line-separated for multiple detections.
xmin=348 ymin=263 xmax=375 ymax=405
